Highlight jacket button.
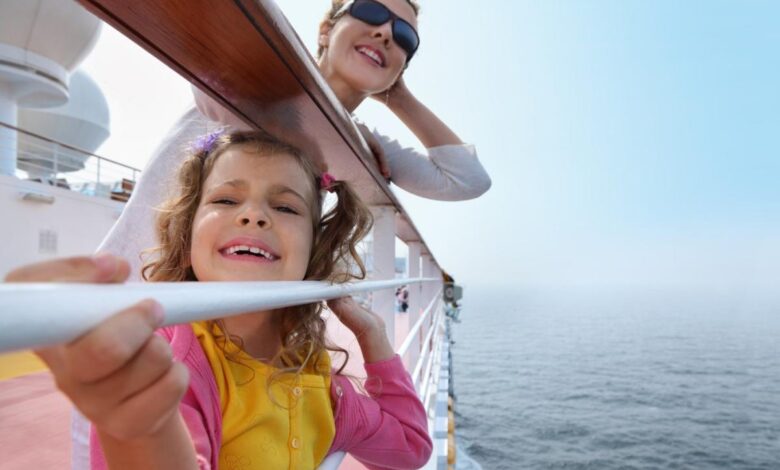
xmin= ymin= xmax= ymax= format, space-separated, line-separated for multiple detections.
xmin=291 ymin=437 xmax=300 ymax=449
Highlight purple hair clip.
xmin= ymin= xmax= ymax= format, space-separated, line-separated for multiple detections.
xmin=319 ymin=172 xmax=336 ymax=192
xmin=193 ymin=129 xmax=224 ymax=154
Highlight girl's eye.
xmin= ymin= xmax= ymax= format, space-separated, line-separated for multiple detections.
xmin=212 ymin=199 xmax=236 ymax=205
xmin=275 ymin=205 xmax=299 ymax=215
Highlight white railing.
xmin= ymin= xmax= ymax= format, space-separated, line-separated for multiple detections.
xmin=0 ymin=277 xmax=441 ymax=354
xmin=0 ymin=121 xmax=140 ymax=200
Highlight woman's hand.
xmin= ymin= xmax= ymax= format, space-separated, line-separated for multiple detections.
xmin=356 ymin=123 xmax=391 ymax=181
xmin=370 ymin=76 xmax=413 ymax=109
xmin=327 ymin=297 xmax=395 ymax=363
xmin=371 ymin=76 xmax=465 ymax=149
xmin=4 ymin=255 xmax=189 ymax=442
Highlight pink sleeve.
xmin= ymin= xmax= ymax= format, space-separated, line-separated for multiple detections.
xmin=88 ymin=400 xmax=212 ymax=469
xmin=331 ymin=355 xmax=432 ymax=469
xmin=89 ymin=325 xmax=221 ymax=469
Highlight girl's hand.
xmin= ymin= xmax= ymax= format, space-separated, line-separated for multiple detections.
xmin=356 ymin=123 xmax=391 ymax=180
xmin=4 ymin=255 xmax=190 ymax=442
xmin=327 ymin=297 xmax=394 ymax=363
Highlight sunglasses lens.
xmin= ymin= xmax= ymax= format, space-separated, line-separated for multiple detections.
xmin=350 ymin=1 xmax=390 ymax=25
xmin=349 ymin=0 xmax=419 ymax=61
xmin=393 ymin=21 xmax=419 ymax=58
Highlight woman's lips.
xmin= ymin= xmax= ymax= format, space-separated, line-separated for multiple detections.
xmin=355 ymin=45 xmax=385 ymax=67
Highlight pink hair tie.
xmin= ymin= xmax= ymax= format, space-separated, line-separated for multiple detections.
xmin=320 ymin=172 xmax=336 ymax=192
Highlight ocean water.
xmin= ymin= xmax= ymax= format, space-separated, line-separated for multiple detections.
xmin=451 ymin=286 xmax=780 ymax=470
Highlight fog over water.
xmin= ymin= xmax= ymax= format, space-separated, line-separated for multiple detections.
xmin=451 ymin=286 xmax=780 ymax=469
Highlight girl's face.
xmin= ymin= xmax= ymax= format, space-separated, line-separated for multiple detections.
xmin=319 ymin=0 xmax=417 ymax=94
xmin=190 ymin=147 xmax=316 ymax=283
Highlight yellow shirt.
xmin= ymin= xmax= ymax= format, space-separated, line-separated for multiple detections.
xmin=192 ymin=322 xmax=335 ymax=470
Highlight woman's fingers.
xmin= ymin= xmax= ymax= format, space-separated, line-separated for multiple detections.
xmin=4 ymin=254 xmax=129 ymax=283
xmin=357 ymin=124 xmax=391 ymax=179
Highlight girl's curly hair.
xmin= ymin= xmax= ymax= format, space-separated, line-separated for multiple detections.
xmin=142 ymin=129 xmax=373 ymax=383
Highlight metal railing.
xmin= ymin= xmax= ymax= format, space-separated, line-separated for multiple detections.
xmin=0 ymin=121 xmax=140 ymax=200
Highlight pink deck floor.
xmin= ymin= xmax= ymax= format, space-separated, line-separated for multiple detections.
xmin=0 ymin=372 xmax=71 ymax=468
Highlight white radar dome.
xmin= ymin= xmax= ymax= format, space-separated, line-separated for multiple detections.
xmin=0 ymin=0 xmax=101 ymax=107
xmin=17 ymin=70 xmax=110 ymax=175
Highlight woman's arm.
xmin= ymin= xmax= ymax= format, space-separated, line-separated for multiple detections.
xmin=382 ymin=78 xmax=463 ymax=148
xmin=96 ymin=107 xmax=213 ymax=280
xmin=367 ymin=79 xmax=492 ymax=201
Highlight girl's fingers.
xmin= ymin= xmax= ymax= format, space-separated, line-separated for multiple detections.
xmin=63 ymin=299 xmax=165 ymax=384
xmin=4 ymin=254 xmax=129 ymax=283
xmin=71 ymin=335 xmax=175 ymax=422
xmin=99 ymin=362 xmax=190 ymax=441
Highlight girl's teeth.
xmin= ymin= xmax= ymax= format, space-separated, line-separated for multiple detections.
xmin=225 ymin=245 xmax=274 ymax=259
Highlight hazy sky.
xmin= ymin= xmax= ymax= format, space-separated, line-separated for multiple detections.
xmin=80 ymin=0 xmax=780 ymax=290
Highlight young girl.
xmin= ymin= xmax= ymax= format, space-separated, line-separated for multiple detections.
xmin=34 ymin=130 xmax=432 ymax=469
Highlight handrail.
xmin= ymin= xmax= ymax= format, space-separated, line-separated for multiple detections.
xmin=397 ymin=287 xmax=441 ymax=357
xmin=0 ymin=278 xmax=439 ymax=354
xmin=0 ymin=121 xmax=141 ymax=173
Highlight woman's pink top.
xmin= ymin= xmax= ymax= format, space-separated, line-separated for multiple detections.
xmin=89 ymin=324 xmax=432 ymax=469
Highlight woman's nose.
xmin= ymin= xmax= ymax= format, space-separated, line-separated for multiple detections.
xmin=371 ymin=22 xmax=393 ymax=47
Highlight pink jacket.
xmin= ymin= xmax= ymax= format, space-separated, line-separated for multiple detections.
xmin=90 ymin=324 xmax=432 ymax=469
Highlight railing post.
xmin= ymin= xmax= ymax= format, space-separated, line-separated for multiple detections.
xmin=369 ymin=206 xmax=396 ymax=345
xmin=407 ymin=241 xmax=422 ymax=367
xmin=421 ymin=254 xmax=435 ymax=349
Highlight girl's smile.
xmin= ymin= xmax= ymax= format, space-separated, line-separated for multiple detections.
xmin=219 ymin=236 xmax=280 ymax=263
xmin=190 ymin=147 xmax=316 ymax=283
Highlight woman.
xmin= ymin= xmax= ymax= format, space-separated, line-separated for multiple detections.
xmin=100 ymin=0 xmax=491 ymax=279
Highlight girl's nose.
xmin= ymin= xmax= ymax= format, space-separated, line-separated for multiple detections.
xmin=238 ymin=207 xmax=270 ymax=228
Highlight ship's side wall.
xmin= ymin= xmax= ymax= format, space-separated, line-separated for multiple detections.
xmin=0 ymin=174 xmax=121 ymax=278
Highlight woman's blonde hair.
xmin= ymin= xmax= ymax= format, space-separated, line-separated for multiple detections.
xmin=317 ymin=0 xmax=421 ymax=59
xmin=142 ymin=130 xmax=373 ymax=381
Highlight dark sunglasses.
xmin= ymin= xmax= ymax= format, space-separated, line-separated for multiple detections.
xmin=337 ymin=0 xmax=420 ymax=62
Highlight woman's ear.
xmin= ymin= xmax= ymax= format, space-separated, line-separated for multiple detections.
xmin=318 ymin=20 xmax=333 ymax=48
